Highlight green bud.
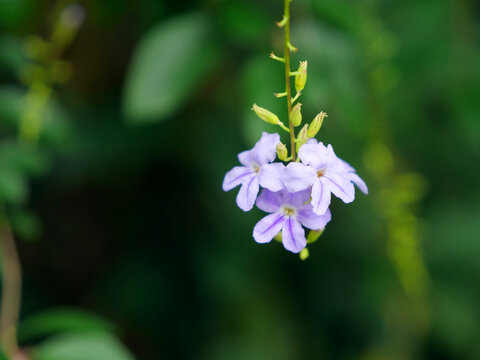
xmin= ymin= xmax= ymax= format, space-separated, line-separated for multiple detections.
xmin=299 ymin=248 xmax=309 ymax=260
xmin=295 ymin=61 xmax=307 ymax=93
xmin=296 ymin=124 xmax=309 ymax=150
xmin=307 ymin=229 xmax=324 ymax=244
xmin=276 ymin=142 xmax=288 ymax=161
xmin=307 ymin=111 xmax=327 ymax=138
xmin=252 ymin=104 xmax=280 ymax=125
xmin=273 ymin=232 xmax=282 ymax=242
xmin=290 ymin=103 xmax=302 ymax=127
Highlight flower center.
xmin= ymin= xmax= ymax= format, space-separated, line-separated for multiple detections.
xmin=281 ymin=205 xmax=297 ymax=217
xmin=317 ymin=169 xmax=325 ymax=177
xmin=251 ymin=162 xmax=260 ymax=173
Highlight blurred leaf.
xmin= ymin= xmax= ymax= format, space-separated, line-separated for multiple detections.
xmin=19 ymin=308 xmax=115 ymax=344
xmin=32 ymin=332 xmax=134 ymax=360
xmin=0 ymin=348 xmax=7 ymax=360
xmin=0 ymin=35 xmax=28 ymax=74
xmin=241 ymin=56 xmax=286 ymax=146
xmin=124 ymin=13 xmax=219 ymax=123
xmin=0 ymin=168 xmax=27 ymax=205
xmin=219 ymin=1 xmax=270 ymax=45
xmin=0 ymin=141 xmax=48 ymax=176
xmin=0 ymin=0 xmax=35 ymax=30
xmin=0 ymin=86 xmax=73 ymax=145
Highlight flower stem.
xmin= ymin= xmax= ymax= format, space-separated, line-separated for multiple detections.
xmin=0 ymin=221 xmax=21 ymax=357
xmin=283 ymin=0 xmax=296 ymax=161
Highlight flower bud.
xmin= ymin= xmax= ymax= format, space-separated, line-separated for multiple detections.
xmin=307 ymin=111 xmax=327 ymax=138
xmin=276 ymin=142 xmax=288 ymax=161
xmin=299 ymin=248 xmax=309 ymax=260
xmin=290 ymin=103 xmax=302 ymax=127
xmin=307 ymin=229 xmax=324 ymax=244
xmin=295 ymin=61 xmax=307 ymax=93
xmin=296 ymin=124 xmax=309 ymax=150
xmin=252 ymin=103 xmax=280 ymax=125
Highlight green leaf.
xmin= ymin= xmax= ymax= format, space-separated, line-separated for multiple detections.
xmin=18 ymin=308 xmax=115 ymax=344
xmin=32 ymin=333 xmax=135 ymax=360
xmin=124 ymin=12 xmax=218 ymax=123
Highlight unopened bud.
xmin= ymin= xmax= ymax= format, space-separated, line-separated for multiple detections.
xmin=276 ymin=142 xmax=288 ymax=161
xmin=299 ymin=248 xmax=309 ymax=260
xmin=307 ymin=111 xmax=327 ymax=138
xmin=307 ymin=229 xmax=324 ymax=244
xmin=290 ymin=103 xmax=302 ymax=127
xmin=252 ymin=103 xmax=280 ymax=125
xmin=296 ymin=124 xmax=309 ymax=150
xmin=295 ymin=61 xmax=307 ymax=93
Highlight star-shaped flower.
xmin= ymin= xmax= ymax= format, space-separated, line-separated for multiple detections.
xmin=253 ymin=188 xmax=331 ymax=253
xmin=283 ymin=142 xmax=359 ymax=215
xmin=222 ymin=132 xmax=285 ymax=211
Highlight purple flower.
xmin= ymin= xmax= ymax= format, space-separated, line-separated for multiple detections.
xmin=339 ymin=159 xmax=368 ymax=195
xmin=223 ymin=132 xmax=285 ymax=211
xmin=253 ymin=189 xmax=331 ymax=253
xmin=283 ymin=142 xmax=358 ymax=215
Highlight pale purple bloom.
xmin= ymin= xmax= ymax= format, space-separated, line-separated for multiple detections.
xmin=283 ymin=142 xmax=358 ymax=215
xmin=253 ymin=189 xmax=331 ymax=253
xmin=339 ymin=159 xmax=368 ymax=195
xmin=223 ymin=132 xmax=285 ymax=211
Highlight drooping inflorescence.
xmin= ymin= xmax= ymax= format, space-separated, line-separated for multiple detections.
xmin=222 ymin=0 xmax=368 ymax=259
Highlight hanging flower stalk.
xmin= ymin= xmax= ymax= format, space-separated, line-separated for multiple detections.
xmin=222 ymin=0 xmax=368 ymax=259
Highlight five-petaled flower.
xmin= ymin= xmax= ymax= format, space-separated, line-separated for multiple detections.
xmin=222 ymin=132 xmax=285 ymax=211
xmin=283 ymin=141 xmax=365 ymax=215
xmin=253 ymin=189 xmax=331 ymax=253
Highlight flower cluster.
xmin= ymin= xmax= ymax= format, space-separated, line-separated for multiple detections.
xmin=223 ymin=132 xmax=367 ymax=255
xmin=222 ymin=3 xmax=368 ymax=258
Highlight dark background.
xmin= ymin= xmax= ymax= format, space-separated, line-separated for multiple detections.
xmin=1 ymin=0 xmax=480 ymax=359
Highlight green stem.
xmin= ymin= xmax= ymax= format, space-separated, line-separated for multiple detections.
xmin=283 ymin=0 xmax=296 ymax=161
xmin=0 ymin=222 xmax=21 ymax=357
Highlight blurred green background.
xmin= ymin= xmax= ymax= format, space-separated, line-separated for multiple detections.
xmin=0 ymin=0 xmax=479 ymax=359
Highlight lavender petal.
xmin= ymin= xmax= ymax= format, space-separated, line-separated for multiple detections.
xmin=283 ymin=162 xmax=316 ymax=192
xmin=253 ymin=212 xmax=285 ymax=244
xmin=236 ymin=175 xmax=260 ymax=211
xmin=222 ymin=166 xmax=254 ymax=191
xmin=281 ymin=217 xmax=306 ymax=253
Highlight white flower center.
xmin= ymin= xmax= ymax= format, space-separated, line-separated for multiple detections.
xmin=251 ymin=162 xmax=260 ymax=173
xmin=317 ymin=169 xmax=325 ymax=177
xmin=281 ymin=205 xmax=297 ymax=217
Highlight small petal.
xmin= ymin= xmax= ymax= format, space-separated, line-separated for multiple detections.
xmin=252 ymin=132 xmax=280 ymax=165
xmin=311 ymin=178 xmax=331 ymax=215
xmin=298 ymin=142 xmax=328 ymax=169
xmin=253 ymin=213 xmax=285 ymax=244
xmin=258 ymin=162 xmax=285 ymax=191
xmin=236 ymin=175 xmax=260 ymax=211
xmin=323 ymin=173 xmax=355 ymax=203
xmin=348 ymin=172 xmax=368 ymax=194
xmin=238 ymin=149 xmax=254 ymax=166
xmin=283 ymin=162 xmax=316 ymax=192
xmin=222 ymin=166 xmax=255 ymax=191
xmin=281 ymin=217 xmax=306 ymax=253
xmin=256 ymin=189 xmax=282 ymax=213
xmin=298 ymin=207 xmax=331 ymax=230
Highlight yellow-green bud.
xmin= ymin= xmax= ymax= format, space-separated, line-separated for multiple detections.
xmin=299 ymin=248 xmax=309 ymax=260
xmin=296 ymin=124 xmax=309 ymax=150
xmin=307 ymin=111 xmax=327 ymax=138
xmin=252 ymin=103 xmax=280 ymax=125
xmin=290 ymin=103 xmax=302 ymax=127
xmin=276 ymin=142 xmax=288 ymax=161
xmin=307 ymin=229 xmax=324 ymax=244
xmin=295 ymin=61 xmax=308 ymax=93
xmin=273 ymin=232 xmax=282 ymax=242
